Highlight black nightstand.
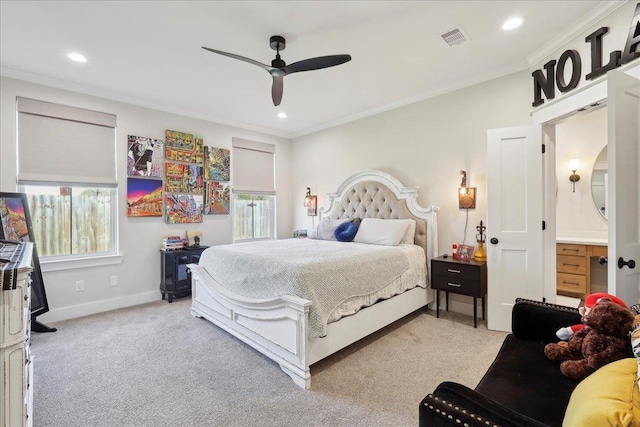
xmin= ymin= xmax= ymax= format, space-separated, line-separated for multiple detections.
xmin=431 ymin=255 xmax=487 ymax=328
xmin=160 ymin=246 xmax=208 ymax=303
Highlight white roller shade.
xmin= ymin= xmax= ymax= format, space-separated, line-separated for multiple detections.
xmin=232 ymin=138 xmax=275 ymax=194
xmin=16 ymin=97 xmax=117 ymax=186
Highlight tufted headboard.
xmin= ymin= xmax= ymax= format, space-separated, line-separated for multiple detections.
xmin=320 ymin=170 xmax=439 ymax=272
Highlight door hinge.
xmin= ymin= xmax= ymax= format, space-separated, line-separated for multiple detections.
xmin=542 ymin=220 xmax=546 ymax=230
xmin=542 ymin=144 xmax=546 ymax=154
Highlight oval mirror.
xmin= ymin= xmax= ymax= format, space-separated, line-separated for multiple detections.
xmin=591 ymin=146 xmax=608 ymax=220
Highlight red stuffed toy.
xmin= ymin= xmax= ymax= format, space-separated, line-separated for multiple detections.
xmin=544 ymin=297 xmax=635 ymax=380
xmin=555 ymin=293 xmax=628 ymax=341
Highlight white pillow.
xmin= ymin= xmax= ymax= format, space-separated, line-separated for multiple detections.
xmin=401 ymin=219 xmax=416 ymax=244
xmin=308 ymin=218 xmax=350 ymax=241
xmin=353 ymin=218 xmax=411 ymax=246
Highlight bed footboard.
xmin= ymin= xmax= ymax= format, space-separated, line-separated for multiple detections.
xmin=189 ymin=263 xmax=313 ymax=389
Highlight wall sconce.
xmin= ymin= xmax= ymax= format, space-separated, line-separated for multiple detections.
xmin=458 ymin=170 xmax=476 ymax=209
xmin=304 ymin=187 xmax=317 ymax=216
xmin=569 ymin=159 xmax=580 ymax=192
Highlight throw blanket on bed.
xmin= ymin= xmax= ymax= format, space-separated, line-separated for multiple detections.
xmin=198 ymin=239 xmax=426 ymax=338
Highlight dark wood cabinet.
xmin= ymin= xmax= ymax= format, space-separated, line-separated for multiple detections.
xmin=431 ymin=255 xmax=487 ymax=328
xmin=160 ymin=246 xmax=208 ymax=303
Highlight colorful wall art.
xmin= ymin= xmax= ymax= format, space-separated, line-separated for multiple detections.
xmin=165 ymin=130 xmax=204 ymax=164
xmin=165 ymin=162 xmax=203 ymax=194
xmin=204 ymin=181 xmax=230 ymax=214
xmin=204 ymin=146 xmax=230 ymax=182
xmin=127 ymin=135 xmax=164 ymax=177
xmin=165 ymin=194 xmax=203 ymax=224
xmin=0 ymin=196 xmax=29 ymax=241
xmin=127 ymin=178 xmax=163 ymax=217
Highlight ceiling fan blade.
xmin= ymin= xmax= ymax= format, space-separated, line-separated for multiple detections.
xmin=272 ymin=76 xmax=283 ymax=106
xmin=202 ymin=46 xmax=275 ymax=72
xmin=282 ymin=54 xmax=351 ymax=75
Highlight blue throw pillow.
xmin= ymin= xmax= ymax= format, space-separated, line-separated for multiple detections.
xmin=334 ymin=221 xmax=358 ymax=242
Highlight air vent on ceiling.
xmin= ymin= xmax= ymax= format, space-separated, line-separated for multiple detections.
xmin=440 ymin=25 xmax=470 ymax=46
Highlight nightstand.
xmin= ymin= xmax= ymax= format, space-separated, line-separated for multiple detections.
xmin=431 ymin=255 xmax=487 ymax=328
xmin=160 ymin=246 xmax=208 ymax=303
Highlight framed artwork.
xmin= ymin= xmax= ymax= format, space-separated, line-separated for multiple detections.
xmin=204 ymin=181 xmax=230 ymax=215
xmin=127 ymin=135 xmax=164 ymax=178
xmin=187 ymin=230 xmax=203 ymax=248
xmin=165 ymin=162 xmax=204 ymax=194
xmin=165 ymin=130 xmax=204 ymax=164
xmin=165 ymin=194 xmax=203 ymax=224
xmin=0 ymin=192 xmax=52 ymax=325
xmin=126 ymin=178 xmax=163 ymax=217
xmin=456 ymin=244 xmax=475 ymax=260
xmin=204 ymin=146 xmax=230 ymax=182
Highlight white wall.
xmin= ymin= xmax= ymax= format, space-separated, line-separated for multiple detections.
xmin=555 ymin=106 xmax=608 ymax=239
xmin=291 ymin=70 xmax=532 ymax=261
xmin=0 ymin=76 xmax=293 ymax=323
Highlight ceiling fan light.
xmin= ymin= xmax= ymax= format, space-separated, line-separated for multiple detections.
xmin=502 ymin=17 xmax=523 ymax=31
xmin=277 ymin=112 xmax=287 ymax=119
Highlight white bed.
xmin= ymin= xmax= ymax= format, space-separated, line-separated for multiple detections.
xmin=189 ymin=170 xmax=439 ymax=389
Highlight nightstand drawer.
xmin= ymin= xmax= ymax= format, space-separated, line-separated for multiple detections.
xmin=431 ymin=261 xmax=478 ymax=280
xmin=557 ymin=273 xmax=587 ymax=293
xmin=557 ymin=254 xmax=587 ymax=275
xmin=432 ymin=275 xmax=480 ymax=295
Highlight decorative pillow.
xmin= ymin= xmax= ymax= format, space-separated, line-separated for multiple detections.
xmin=308 ymin=218 xmax=349 ymax=241
xmin=401 ymin=219 xmax=416 ymax=244
xmin=630 ymin=313 xmax=640 ymax=391
xmin=562 ymin=358 xmax=640 ymax=427
xmin=334 ymin=221 xmax=358 ymax=242
xmin=353 ymin=218 xmax=410 ymax=246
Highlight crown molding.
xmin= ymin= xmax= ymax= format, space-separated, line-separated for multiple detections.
xmin=527 ymin=0 xmax=629 ymax=67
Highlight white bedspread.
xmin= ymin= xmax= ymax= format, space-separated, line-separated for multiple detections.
xmin=198 ymin=239 xmax=427 ymax=338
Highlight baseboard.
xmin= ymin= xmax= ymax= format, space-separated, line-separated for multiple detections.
xmin=35 ymin=290 xmax=161 ymax=324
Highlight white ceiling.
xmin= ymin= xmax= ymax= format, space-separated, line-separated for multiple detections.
xmin=0 ymin=1 xmax=620 ymax=138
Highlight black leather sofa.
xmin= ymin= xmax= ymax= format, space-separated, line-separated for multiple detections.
xmin=419 ymin=298 xmax=590 ymax=427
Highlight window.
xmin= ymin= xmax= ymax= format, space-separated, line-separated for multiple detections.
xmin=16 ymin=97 xmax=117 ymax=259
xmin=22 ymin=185 xmax=114 ymax=257
xmin=232 ymin=138 xmax=275 ymax=242
xmin=233 ymin=193 xmax=274 ymax=241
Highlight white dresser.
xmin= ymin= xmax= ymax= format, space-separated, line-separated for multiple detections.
xmin=0 ymin=241 xmax=34 ymax=427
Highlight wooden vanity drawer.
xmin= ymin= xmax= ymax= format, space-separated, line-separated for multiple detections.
xmin=590 ymin=245 xmax=608 ymax=257
xmin=557 ymin=244 xmax=587 ymax=257
xmin=557 ymin=273 xmax=587 ymax=293
xmin=557 ymin=254 xmax=587 ymax=274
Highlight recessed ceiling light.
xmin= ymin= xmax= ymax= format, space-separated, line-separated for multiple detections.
xmin=502 ymin=17 xmax=523 ymax=31
xmin=67 ymin=52 xmax=87 ymax=63
xmin=277 ymin=112 xmax=287 ymax=119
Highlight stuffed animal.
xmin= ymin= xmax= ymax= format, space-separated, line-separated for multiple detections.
xmin=555 ymin=293 xmax=628 ymax=341
xmin=544 ymin=298 xmax=635 ymax=380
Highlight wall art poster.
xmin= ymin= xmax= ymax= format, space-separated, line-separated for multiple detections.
xmin=204 ymin=146 xmax=230 ymax=182
xmin=204 ymin=181 xmax=230 ymax=215
xmin=126 ymin=178 xmax=163 ymax=217
xmin=165 ymin=194 xmax=203 ymax=224
xmin=165 ymin=162 xmax=204 ymax=194
xmin=0 ymin=196 xmax=30 ymax=242
xmin=127 ymin=135 xmax=164 ymax=177
xmin=165 ymin=130 xmax=204 ymax=164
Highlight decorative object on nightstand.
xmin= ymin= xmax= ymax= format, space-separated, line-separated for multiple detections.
xmin=160 ymin=246 xmax=208 ymax=302
xmin=475 ymin=220 xmax=487 ymax=261
xmin=431 ymin=255 xmax=487 ymax=328
xmin=187 ymin=230 xmax=202 ymax=248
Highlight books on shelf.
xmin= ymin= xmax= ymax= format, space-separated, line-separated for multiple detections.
xmin=162 ymin=236 xmax=185 ymax=250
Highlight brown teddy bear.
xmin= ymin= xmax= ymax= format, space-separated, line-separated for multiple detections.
xmin=544 ymin=298 xmax=635 ymax=380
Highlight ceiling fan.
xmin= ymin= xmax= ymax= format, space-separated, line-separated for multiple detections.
xmin=202 ymin=35 xmax=351 ymax=106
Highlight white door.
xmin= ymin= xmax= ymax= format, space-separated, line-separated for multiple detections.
xmin=487 ymin=126 xmax=544 ymax=331
xmin=607 ymin=70 xmax=640 ymax=305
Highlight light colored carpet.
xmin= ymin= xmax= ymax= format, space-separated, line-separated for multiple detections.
xmin=30 ymin=299 xmax=507 ymax=427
